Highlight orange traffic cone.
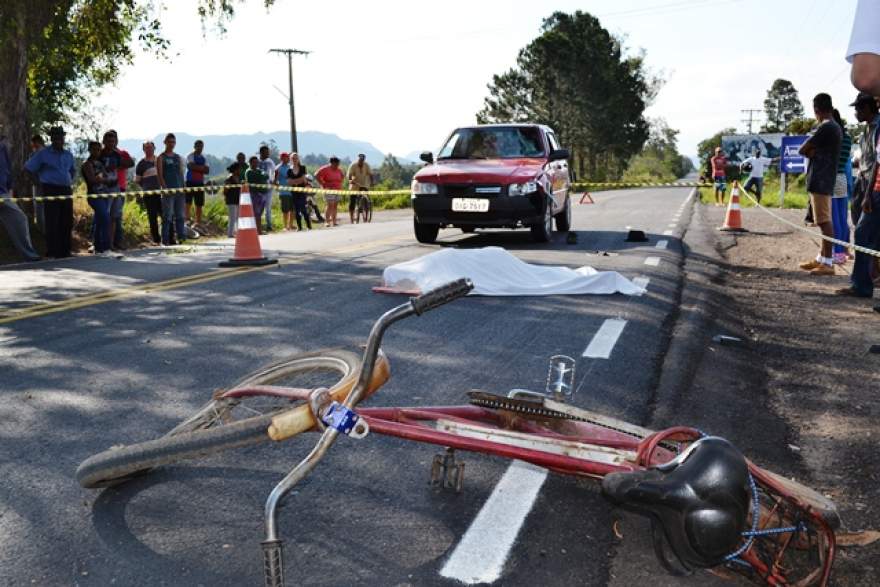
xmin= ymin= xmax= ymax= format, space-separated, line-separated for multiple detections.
xmin=219 ymin=185 xmax=278 ymax=267
xmin=719 ymin=181 xmax=748 ymax=232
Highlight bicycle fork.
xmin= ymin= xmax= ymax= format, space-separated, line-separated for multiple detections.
xmin=261 ymin=278 xmax=474 ymax=587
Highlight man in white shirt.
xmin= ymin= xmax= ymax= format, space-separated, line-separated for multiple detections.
xmin=847 ymin=0 xmax=880 ymax=96
xmin=740 ymin=148 xmax=776 ymax=203
xmin=258 ymin=145 xmax=277 ymax=232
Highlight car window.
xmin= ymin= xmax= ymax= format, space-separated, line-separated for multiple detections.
xmin=547 ymin=132 xmax=560 ymax=152
xmin=437 ymin=127 xmax=546 ymax=159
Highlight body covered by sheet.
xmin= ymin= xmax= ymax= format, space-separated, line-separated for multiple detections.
xmin=381 ymin=247 xmax=646 ymax=296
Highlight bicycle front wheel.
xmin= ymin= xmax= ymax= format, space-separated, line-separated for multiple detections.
xmin=76 ymin=349 xmax=361 ymax=489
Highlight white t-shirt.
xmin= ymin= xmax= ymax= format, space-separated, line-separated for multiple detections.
xmin=846 ymin=0 xmax=880 ymax=62
xmin=742 ymin=156 xmax=772 ymax=178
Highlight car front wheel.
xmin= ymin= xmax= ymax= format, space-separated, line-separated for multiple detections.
xmin=530 ymin=197 xmax=553 ymax=242
xmin=414 ymin=218 xmax=440 ymax=243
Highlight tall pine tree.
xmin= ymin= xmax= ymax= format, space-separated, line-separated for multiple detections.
xmin=762 ymin=79 xmax=804 ymax=133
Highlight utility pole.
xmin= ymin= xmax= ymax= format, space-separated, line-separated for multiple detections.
xmin=269 ymin=48 xmax=311 ymax=153
xmin=741 ymin=109 xmax=762 ymax=134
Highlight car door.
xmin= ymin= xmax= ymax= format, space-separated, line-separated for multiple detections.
xmin=545 ymin=131 xmax=569 ymax=212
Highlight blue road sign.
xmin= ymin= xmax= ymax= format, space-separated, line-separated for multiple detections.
xmin=781 ymin=135 xmax=808 ymax=173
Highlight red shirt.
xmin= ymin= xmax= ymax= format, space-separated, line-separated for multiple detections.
xmin=316 ymin=164 xmax=345 ymax=189
xmin=117 ymin=149 xmax=132 ymax=189
xmin=711 ymin=155 xmax=727 ymax=178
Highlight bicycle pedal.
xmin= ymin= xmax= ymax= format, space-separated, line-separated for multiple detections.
xmin=430 ymin=448 xmax=465 ymax=493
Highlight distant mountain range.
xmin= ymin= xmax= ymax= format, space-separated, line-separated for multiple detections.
xmin=118 ymin=130 xmax=413 ymax=165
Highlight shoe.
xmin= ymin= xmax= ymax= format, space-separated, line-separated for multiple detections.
xmin=810 ymin=264 xmax=835 ymax=276
xmin=835 ymin=286 xmax=870 ymax=297
xmin=799 ymin=259 xmax=821 ymax=271
xmin=833 ymin=253 xmax=848 ymax=265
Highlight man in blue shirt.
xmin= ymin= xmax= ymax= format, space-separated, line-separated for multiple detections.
xmin=25 ymin=126 xmax=76 ymax=258
xmin=0 ymin=132 xmax=40 ymax=261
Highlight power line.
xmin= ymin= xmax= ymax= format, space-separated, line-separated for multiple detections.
xmin=269 ymin=48 xmax=311 ymax=153
xmin=741 ymin=109 xmax=762 ymax=134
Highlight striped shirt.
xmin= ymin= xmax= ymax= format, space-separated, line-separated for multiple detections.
xmin=837 ymin=132 xmax=853 ymax=174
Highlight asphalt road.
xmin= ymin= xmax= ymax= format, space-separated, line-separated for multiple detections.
xmin=0 ymin=187 xmax=699 ymax=586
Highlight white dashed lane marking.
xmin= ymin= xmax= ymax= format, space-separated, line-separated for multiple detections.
xmin=582 ymin=318 xmax=628 ymax=358
xmin=663 ymin=229 xmax=674 ymax=236
xmin=439 ymin=461 xmax=548 ymax=584
xmin=644 ymin=256 xmax=661 ymax=266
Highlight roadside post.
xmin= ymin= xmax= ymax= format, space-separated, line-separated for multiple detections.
xmin=780 ymin=135 xmax=808 ymax=207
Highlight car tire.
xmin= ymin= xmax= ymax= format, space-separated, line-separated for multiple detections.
xmin=530 ymin=197 xmax=553 ymax=242
xmin=554 ymin=196 xmax=571 ymax=232
xmin=414 ymin=218 xmax=440 ymax=243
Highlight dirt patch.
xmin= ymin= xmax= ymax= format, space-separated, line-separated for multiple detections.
xmin=705 ymin=205 xmax=880 ymax=585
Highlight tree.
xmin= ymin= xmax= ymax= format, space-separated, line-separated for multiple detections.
xmin=623 ymin=118 xmax=691 ymax=181
xmin=762 ymin=79 xmax=804 ymax=133
xmin=786 ymin=118 xmax=817 ymax=135
xmin=476 ymin=11 xmax=657 ymax=181
xmin=0 ymin=1 xmax=272 ymax=191
xmin=696 ymin=127 xmax=736 ymax=175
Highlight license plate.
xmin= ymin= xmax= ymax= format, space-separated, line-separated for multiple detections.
xmin=451 ymin=198 xmax=489 ymax=213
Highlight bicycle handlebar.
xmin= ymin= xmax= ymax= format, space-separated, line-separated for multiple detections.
xmin=410 ymin=278 xmax=475 ymax=316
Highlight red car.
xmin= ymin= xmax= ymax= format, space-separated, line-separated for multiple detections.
xmin=411 ymin=124 xmax=572 ymax=243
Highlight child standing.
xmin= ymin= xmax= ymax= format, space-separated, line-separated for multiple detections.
xmin=224 ymin=162 xmax=241 ymax=238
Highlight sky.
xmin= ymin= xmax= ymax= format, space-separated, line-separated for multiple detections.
xmin=95 ymin=0 xmax=862 ymax=159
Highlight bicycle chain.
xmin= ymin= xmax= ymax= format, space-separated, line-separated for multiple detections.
xmin=466 ymin=391 xmax=647 ymax=441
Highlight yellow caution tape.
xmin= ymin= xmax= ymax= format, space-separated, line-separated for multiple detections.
xmin=572 ymin=181 xmax=713 ymax=189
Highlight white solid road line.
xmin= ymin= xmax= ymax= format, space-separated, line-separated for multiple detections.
xmin=440 ymin=460 xmax=548 ymax=584
xmin=644 ymin=256 xmax=661 ymax=266
xmin=582 ymin=318 xmax=628 ymax=358
xmin=656 ymin=240 xmax=669 ymax=250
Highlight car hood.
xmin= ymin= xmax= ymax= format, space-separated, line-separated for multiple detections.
xmin=414 ymin=158 xmax=546 ymax=185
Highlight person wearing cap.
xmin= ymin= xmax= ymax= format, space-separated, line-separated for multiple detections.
xmin=316 ymin=156 xmax=345 ymax=226
xmin=275 ymin=152 xmax=294 ymax=230
xmin=0 ymin=131 xmax=40 ymax=262
xmin=347 ymin=153 xmax=372 ymax=223
xmin=710 ymin=147 xmax=727 ymax=206
xmin=258 ymin=145 xmax=277 ymax=232
xmin=24 ymin=126 xmax=76 ymax=258
xmin=837 ymin=93 xmax=880 ymax=298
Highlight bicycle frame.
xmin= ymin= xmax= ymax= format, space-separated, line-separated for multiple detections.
xmin=242 ymin=279 xmax=836 ymax=587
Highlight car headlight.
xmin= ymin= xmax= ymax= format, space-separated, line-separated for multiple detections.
xmin=508 ymin=180 xmax=538 ymax=196
xmin=411 ymin=180 xmax=438 ymax=195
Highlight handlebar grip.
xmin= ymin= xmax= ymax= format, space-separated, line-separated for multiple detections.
xmin=410 ymin=278 xmax=474 ymax=316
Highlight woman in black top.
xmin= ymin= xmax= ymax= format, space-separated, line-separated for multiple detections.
xmin=287 ymin=153 xmax=311 ymax=230
xmin=224 ymin=163 xmax=242 ymax=238
xmin=81 ymin=141 xmax=116 ymax=255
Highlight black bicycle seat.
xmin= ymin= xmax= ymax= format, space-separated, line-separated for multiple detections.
xmin=602 ymin=436 xmax=750 ymax=574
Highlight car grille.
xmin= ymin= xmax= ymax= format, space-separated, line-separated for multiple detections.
xmin=440 ymin=184 xmax=507 ymax=198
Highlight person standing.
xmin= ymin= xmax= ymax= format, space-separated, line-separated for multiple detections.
xmin=155 ymin=133 xmax=187 ymax=246
xmin=316 ymin=156 xmax=345 ymax=226
xmin=347 ymin=153 xmax=372 ymax=223
xmin=850 ymin=93 xmax=879 ymax=226
xmin=798 ymin=93 xmax=843 ymax=276
xmin=81 ymin=141 xmax=117 ymax=256
xmin=258 ymin=145 xmax=276 ymax=232
xmin=0 ymin=131 xmax=40 ymax=262
xmin=245 ymin=155 xmax=270 ymax=233
xmin=710 ymin=147 xmax=727 ymax=206
xmin=24 ymin=126 xmax=75 ymax=258
xmin=831 ymin=109 xmax=854 ymax=265
xmin=287 ymin=152 xmax=311 ymax=231
xmin=135 ymin=141 xmax=163 ymax=245
xmin=101 ymin=130 xmax=133 ymax=250
xmin=185 ymin=139 xmax=209 ymax=227
xmin=740 ymin=148 xmax=775 ymax=203
xmin=224 ymin=162 xmax=241 ymax=238
xmin=275 ymin=152 xmax=294 ymax=230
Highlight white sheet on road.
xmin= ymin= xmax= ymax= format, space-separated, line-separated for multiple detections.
xmin=381 ymin=247 xmax=646 ymax=296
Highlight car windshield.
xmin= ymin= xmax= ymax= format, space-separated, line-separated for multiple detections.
xmin=437 ymin=127 xmax=545 ymax=160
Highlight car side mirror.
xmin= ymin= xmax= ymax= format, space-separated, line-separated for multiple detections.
xmin=420 ymin=151 xmax=434 ymax=164
xmin=549 ymin=149 xmax=569 ymax=162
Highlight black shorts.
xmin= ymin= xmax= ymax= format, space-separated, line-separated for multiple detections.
xmin=280 ymin=195 xmax=294 ymax=213
xmin=185 ymin=182 xmax=205 ymax=207
xmin=349 ymin=188 xmax=368 ymax=211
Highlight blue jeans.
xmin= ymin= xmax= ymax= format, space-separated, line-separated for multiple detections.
xmin=111 ymin=193 xmax=125 ymax=248
xmin=743 ymin=177 xmax=763 ymax=199
xmin=264 ymin=189 xmax=274 ymax=230
xmin=851 ymin=191 xmax=880 ymax=296
xmin=88 ymin=196 xmax=111 ymax=253
xmin=832 ymin=197 xmax=850 ymax=255
xmin=161 ymin=193 xmax=186 ymax=245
